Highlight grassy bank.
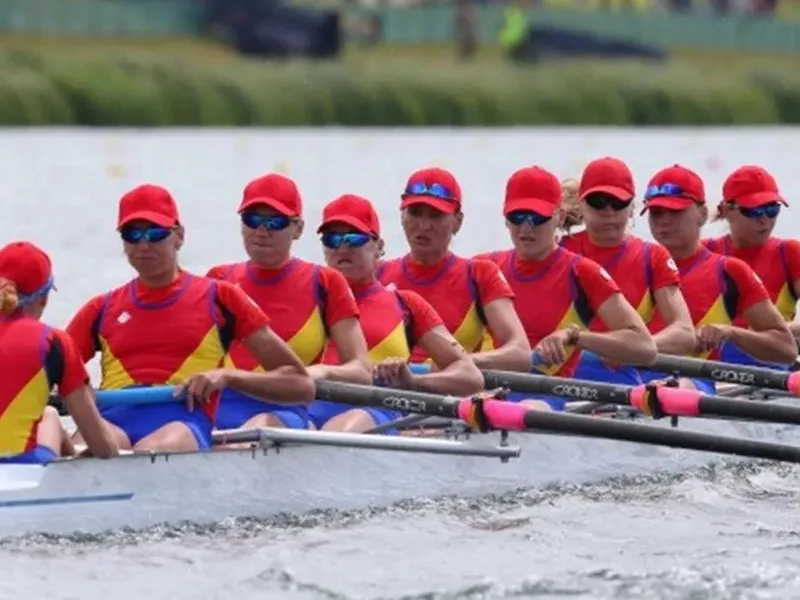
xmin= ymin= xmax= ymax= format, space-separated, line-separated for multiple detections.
xmin=0 ymin=38 xmax=799 ymax=125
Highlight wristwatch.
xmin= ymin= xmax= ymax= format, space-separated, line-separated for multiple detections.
xmin=564 ymin=324 xmax=582 ymax=346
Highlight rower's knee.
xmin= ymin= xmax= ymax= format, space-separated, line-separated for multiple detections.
xmin=518 ymin=399 xmax=554 ymax=412
xmin=134 ymin=422 xmax=200 ymax=453
xmin=242 ymin=413 xmax=286 ymax=429
xmin=321 ymin=409 xmax=374 ymax=432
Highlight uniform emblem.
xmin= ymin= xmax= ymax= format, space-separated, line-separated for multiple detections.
xmin=666 ymin=258 xmax=678 ymax=272
xmin=117 ymin=311 xmax=131 ymax=324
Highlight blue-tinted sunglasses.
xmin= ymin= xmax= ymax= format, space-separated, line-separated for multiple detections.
xmin=506 ymin=210 xmax=551 ymax=227
xmin=241 ymin=212 xmax=293 ymax=231
xmin=735 ymin=203 xmax=781 ymax=219
xmin=321 ymin=232 xmax=373 ymax=249
xmin=120 ymin=226 xmax=173 ymax=245
xmin=403 ymin=182 xmax=457 ymax=202
xmin=644 ymin=183 xmax=688 ymax=201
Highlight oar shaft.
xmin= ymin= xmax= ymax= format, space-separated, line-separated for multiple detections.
xmin=480 ymin=369 xmax=632 ymax=404
xmin=519 ymin=407 xmax=800 ymax=462
xmin=652 ymin=354 xmax=797 ymax=394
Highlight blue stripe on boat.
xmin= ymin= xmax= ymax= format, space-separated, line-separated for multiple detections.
xmin=0 ymin=492 xmax=134 ymax=508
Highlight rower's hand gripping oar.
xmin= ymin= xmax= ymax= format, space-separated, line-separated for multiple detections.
xmin=313 ymin=380 xmax=800 ymax=464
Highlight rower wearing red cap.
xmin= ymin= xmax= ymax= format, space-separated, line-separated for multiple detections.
xmin=310 ymin=194 xmax=484 ymax=431
xmin=0 ymin=241 xmax=117 ymax=463
xmin=66 ymin=184 xmax=314 ymax=452
xmin=703 ymin=165 xmax=800 ymax=367
xmin=640 ymin=164 xmax=796 ymax=386
xmin=477 ymin=166 xmax=657 ymax=409
xmin=207 ymin=174 xmax=371 ymax=431
xmin=377 ymin=167 xmax=531 ymax=372
xmin=561 ymin=157 xmax=695 ymax=385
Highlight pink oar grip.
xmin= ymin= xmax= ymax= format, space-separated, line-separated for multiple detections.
xmin=787 ymin=372 xmax=800 ymax=397
xmin=629 ymin=385 xmax=702 ymax=417
xmin=457 ymin=399 xmax=528 ymax=430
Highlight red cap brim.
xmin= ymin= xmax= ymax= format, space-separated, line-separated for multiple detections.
xmin=238 ymin=197 xmax=299 ymax=217
xmin=731 ymin=191 xmax=787 ymax=209
xmin=579 ymin=186 xmax=634 ymax=202
xmin=640 ymin=196 xmax=695 ymax=215
xmin=117 ymin=210 xmax=176 ymax=229
xmin=317 ymin=215 xmax=376 ymax=236
xmin=503 ymin=198 xmax=558 ymax=217
xmin=400 ymin=196 xmax=459 ymax=214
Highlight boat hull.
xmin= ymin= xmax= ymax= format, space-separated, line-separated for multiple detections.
xmin=0 ymin=416 xmax=793 ymax=540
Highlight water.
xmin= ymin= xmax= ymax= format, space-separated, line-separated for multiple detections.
xmin=3 ymin=127 xmax=800 ymax=599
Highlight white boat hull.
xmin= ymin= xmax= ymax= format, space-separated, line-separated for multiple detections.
xmin=0 ymin=415 xmax=794 ymax=540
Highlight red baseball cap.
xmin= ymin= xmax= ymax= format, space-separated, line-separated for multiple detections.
xmin=641 ymin=164 xmax=706 ymax=214
xmin=400 ymin=167 xmax=462 ymax=214
xmin=0 ymin=241 xmax=55 ymax=297
xmin=722 ymin=165 xmax=786 ymax=208
xmin=317 ymin=194 xmax=380 ymax=236
xmin=578 ymin=157 xmax=635 ymax=201
xmin=239 ymin=174 xmax=302 ymax=217
xmin=503 ymin=166 xmax=562 ymax=217
xmin=117 ymin=184 xmax=180 ymax=229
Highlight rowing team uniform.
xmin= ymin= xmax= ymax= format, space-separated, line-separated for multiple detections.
xmin=310 ymin=281 xmax=444 ymax=429
xmin=208 ymin=257 xmax=358 ymax=430
xmin=66 ymin=270 xmax=270 ymax=448
xmin=0 ymin=316 xmax=88 ymax=464
xmin=703 ymin=235 xmax=800 ymax=369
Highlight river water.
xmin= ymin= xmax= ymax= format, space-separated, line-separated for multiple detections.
xmin=3 ymin=127 xmax=800 ymax=600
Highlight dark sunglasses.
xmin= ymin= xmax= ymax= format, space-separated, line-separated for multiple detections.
xmin=402 ymin=182 xmax=457 ymax=202
xmin=321 ymin=232 xmax=373 ymax=250
xmin=584 ymin=193 xmax=632 ymax=211
xmin=734 ymin=203 xmax=781 ymax=220
xmin=506 ymin=210 xmax=551 ymax=227
xmin=241 ymin=212 xmax=293 ymax=231
xmin=120 ymin=226 xmax=173 ymax=245
xmin=644 ymin=183 xmax=689 ymax=201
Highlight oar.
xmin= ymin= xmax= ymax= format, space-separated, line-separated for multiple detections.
xmin=408 ymin=362 xmax=800 ymax=425
xmin=313 ymin=380 xmax=800 ymax=463
xmin=647 ymin=354 xmax=800 ymax=396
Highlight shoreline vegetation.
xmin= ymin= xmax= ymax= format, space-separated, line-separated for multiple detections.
xmin=0 ymin=37 xmax=799 ymax=126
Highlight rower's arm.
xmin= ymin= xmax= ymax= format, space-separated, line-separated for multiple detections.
xmin=306 ymin=269 xmax=372 ymax=385
xmin=415 ymin=325 xmax=484 ymax=395
xmin=64 ymin=295 xmax=105 ymax=364
xmin=736 ymin=300 xmax=796 ymax=364
xmin=468 ymin=261 xmax=531 ymax=372
xmin=53 ymin=330 xmax=118 ymax=458
xmin=582 ymin=293 xmax=658 ymax=367
xmin=651 ymin=285 xmax=696 ymax=355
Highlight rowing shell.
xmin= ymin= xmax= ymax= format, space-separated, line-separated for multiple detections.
xmin=1 ymin=411 xmax=793 ymax=540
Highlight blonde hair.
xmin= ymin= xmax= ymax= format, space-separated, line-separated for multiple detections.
xmin=0 ymin=278 xmax=19 ymax=315
xmin=560 ymin=178 xmax=583 ymax=233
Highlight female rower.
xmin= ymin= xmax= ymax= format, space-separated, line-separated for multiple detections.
xmin=560 ymin=157 xmax=695 ymax=385
xmin=0 ymin=241 xmax=117 ymax=464
xmin=704 ymin=165 xmax=800 ymax=367
xmin=206 ymin=174 xmax=371 ymax=430
xmin=477 ymin=166 xmax=657 ymax=409
xmin=66 ymin=184 xmax=315 ymax=453
xmin=377 ymin=167 xmax=531 ymax=372
xmin=641 ymin=164 xmax=796 ymax=387
xmin=310 ymin=194 xmax=484 ymax=432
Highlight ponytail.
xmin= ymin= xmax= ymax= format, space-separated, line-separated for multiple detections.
xmin=0 ymin=278 xmax=19 ymax=315
xmin=560 ymin=178 xmax=583 ymax=233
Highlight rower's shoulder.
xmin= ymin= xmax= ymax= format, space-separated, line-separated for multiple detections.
xmin=471 ymin=249 xmax=510 ymax=266
xmin=205 ymin=262 xmax=242 ymax=281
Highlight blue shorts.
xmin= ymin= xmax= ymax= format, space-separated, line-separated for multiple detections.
xmin=720 ymin=341 xmax=791 ymax=371
xmin=638 ymin=369 xmax=716 ymax=395
xmin=0 ymin=445 xmax=57 ymax=465
xmin=216 ymin=388 xmax=310 ymax=430
xmin=308 ymin=400 xmax=401 ymax=431
xmin=505 ymin=391 xmax=567 ymax=411
xmin=572 ymin=351 xmax=644 ymax=386
xmin=101 ymin=402 xmax=213 ymax=449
